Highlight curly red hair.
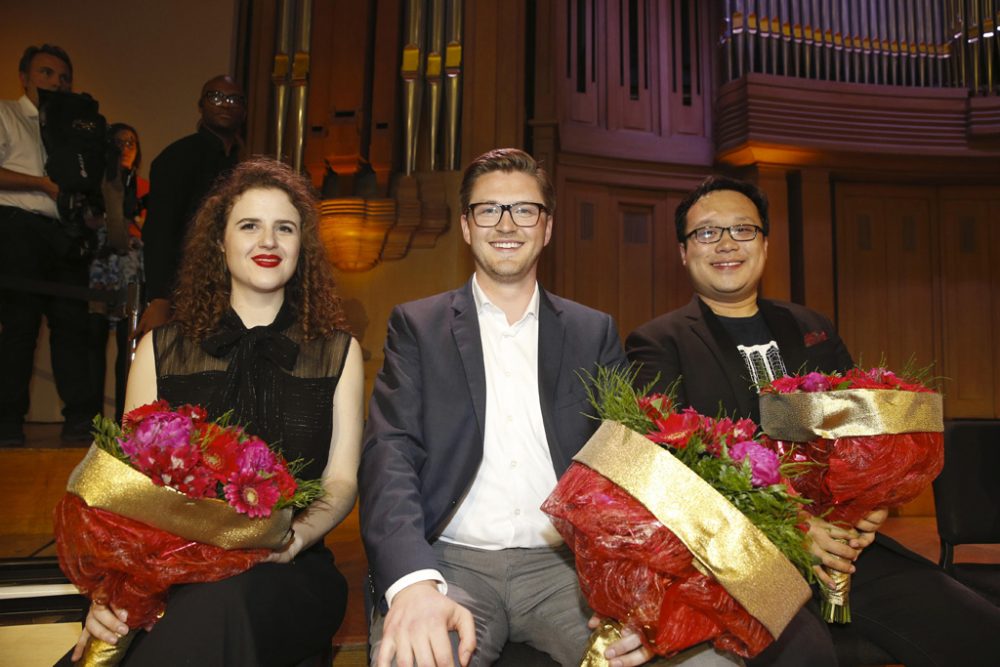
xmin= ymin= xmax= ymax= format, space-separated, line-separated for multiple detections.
xmin=172 ymin=157 xmax=348 ymax=340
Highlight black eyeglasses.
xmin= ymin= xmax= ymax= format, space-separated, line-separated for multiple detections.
xmin=203 ymin=90 xmax=247 ymax=107
xmin=467 ymin=202 xmax=547 ymax=228
xmin=685 ymin=224 xmax=764 ymax=244
xmin=114 ymin=138 xmax=136 ymax=148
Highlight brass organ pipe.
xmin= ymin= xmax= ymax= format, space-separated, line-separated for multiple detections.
xmin=918 ymin=0 xmax=930 ymax=86
xmin=791 ymin=0 xmax=803 ymax=77
xmin=725 ymin=0 xmax=734 ymax=80
xmin=273 ymin=0 xmax=295 ymax=162
xmin=848 ymin=0 xmax=859 ymax=82
xmin=748 ymin=0 xmax=758 ymax=75
xmin=810 ymin=0 xmax=822 ymax=78
xmin=981 ymin=0 xmax=996 ymax=95
xmin=401 ymin=0 xmax=426 ymax=175
xmin=735 ymin=0 xmax=746 ymax=78
xmin=290 ymin=0 xmax=312 ymax=173
xmin=887 ymin=0 xmax=898 ymax=85
xmin=443 ymin=0 xmax=462 ymax=170
xmin=770 ymin=0 xmax=780 ymax=75
xmin=905 ymin=0 xmax=917 ymax=86
xmin=832 ymin=0 xmax=843 ymax=81
xmin=426 ymin=0 xmax=445 ymax=171
xmin=780 ymin=0 xmax=791 ymax=77
xmin=966 ymin=0 xmax=982 ymax=94
xmin=873 ymin=0 xmax=887 ymax=85
xmin=857 ymin=0 xmax=868 ymax=83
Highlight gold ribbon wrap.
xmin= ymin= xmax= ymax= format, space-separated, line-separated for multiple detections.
xmin=78 ymin=630 xmax=137 ymax=667
xmin=67 ymin=444 xmax=292 ymax=550
xmin=573 ymin=421 xmax=811 ymax=641
xmin=759 ymin=389 xmax=943 ymax=442
xmin=580 ymin=620 xmax=624 ymax=667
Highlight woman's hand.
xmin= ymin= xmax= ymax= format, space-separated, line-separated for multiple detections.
xmin=806 ymin=517 xmax=860 ymax=589
xmin=72 ymin=602 xmax=129 ymax=661
xmin=851 ymin=508 xmax=888 ymax=550
xmin=263 ymin=529 xmax=302 ymax=564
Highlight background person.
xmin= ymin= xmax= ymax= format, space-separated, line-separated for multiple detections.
xmin=0 ymin=43 xmax=94 ymax=445
xmin=87 ymin=122 xmax=148 ymax=422
xmin=137 ymin=74 xmax=246 ymax=337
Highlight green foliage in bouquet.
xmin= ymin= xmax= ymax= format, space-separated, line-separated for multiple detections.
xmin=582 ymin=366 xmax=816 ymax=580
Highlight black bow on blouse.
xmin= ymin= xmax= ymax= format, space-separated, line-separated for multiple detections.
xmin=198 ymin=302 xmax=299 ymax=439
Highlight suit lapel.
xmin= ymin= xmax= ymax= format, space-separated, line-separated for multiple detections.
xmin=688 ymin=297 xmax=757 ymax=418
xmin=537 ymin=289 xmax=568 ymax=470
xmin=451 ymin=283 xmax=487 ymax=437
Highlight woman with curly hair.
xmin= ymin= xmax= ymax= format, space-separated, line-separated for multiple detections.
xmin=72 ymin=157 xmax=363 ymax=666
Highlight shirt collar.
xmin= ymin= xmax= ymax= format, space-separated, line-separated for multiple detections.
xmin=18 ymin=95 xmax=38 ymax=118
xmin=471 ymin=273 xmax=540 ymax=323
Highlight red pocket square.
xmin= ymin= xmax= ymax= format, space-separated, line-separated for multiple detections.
xmin=804 ymin=330 xmax=828 ymax=347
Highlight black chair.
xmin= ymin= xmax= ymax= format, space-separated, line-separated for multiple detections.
xmin=932 ymin=419 xmax=1000 ymax=605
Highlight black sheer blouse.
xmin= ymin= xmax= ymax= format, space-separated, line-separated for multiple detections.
xmin=152 ymin=303 xmax=352 ymax=481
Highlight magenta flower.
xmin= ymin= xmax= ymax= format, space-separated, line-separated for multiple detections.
xmin=135 ymin=413 xmax=193 ymax=449
xmin=237 ymin=437 xmax=278 ymax=474
xmin=799 ymin=372 xmax=832 ymax=393
xmin=729 ymin=441 xmax=781 ymax=487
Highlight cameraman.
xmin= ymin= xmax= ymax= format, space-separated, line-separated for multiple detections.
xmin=0 ymin=44 xmax=95 ymax=445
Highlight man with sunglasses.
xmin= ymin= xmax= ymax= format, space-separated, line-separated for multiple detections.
xmin=137 ymin=75 xmax=246 ymax=335
xmin=626 ymin=176 xmax=1000 ymax=666
xmin=361 ymin=150 xmax=735 ymax=667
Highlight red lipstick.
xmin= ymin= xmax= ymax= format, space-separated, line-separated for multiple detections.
xmin=252 ymin=254 xmax=281 ymax=267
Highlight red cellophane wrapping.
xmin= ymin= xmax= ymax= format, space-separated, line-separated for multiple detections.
xmin=54 ymin=493 xmax=268 ymax=629
xmin=542 ymin=463 xmax=773 ymax=659
xmin=765 ymin=433 xmax=943 ymax=526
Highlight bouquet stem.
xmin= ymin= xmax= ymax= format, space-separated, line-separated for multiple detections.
xmin=580 ymin=619 xmax=624 ymax=667
xmin=79 ymin=628 xmax=138 ymax=667
xmin=820 ymin=568 xmax=852 ymax=624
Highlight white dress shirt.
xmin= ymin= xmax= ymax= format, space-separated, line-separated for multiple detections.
xmin=0 ymin=95 xmax=59 ymax=219
xmin=385 ymin=275 xmax=562 ymax=606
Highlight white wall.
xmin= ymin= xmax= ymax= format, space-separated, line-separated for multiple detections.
xmin=0 ymin=0 xmax=240 ymax=421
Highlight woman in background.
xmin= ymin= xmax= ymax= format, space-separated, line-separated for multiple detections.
xmin=87 ymin=123 xmax=149 ymax=422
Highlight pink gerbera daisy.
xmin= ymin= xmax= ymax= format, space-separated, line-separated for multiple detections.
xmin=224 ymin=471 xmax=280 ymax=518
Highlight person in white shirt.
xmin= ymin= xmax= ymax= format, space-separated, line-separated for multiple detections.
xmin=0 ymin=44 xmax=95 ymax=446
xmin=360 ymin=148 xmax=739 ymax=667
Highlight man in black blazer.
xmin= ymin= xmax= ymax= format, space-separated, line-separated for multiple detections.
xmin=626 ymin=176 xmax=1000 ymax=667
xmin=360 ymin=150 xmax=734 ymax=667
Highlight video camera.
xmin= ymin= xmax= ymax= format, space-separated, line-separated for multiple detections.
xmin=36 ymin=89 xmax=107 ymax=245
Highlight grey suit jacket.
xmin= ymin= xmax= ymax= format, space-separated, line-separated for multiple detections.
xmin=359 ymin=280 xmax=626 ymax=604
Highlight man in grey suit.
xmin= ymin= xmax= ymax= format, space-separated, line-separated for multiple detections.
xmin=360 ymin=149 xmax=736 ymax=667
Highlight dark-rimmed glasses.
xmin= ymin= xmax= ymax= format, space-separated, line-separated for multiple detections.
xmin=203 ymin=90 xmax=247 ymax=107
xmin=686 ymin=224 xmax=764 ymax=244
xmin=467 ymin=201 xmax=547 ymax=228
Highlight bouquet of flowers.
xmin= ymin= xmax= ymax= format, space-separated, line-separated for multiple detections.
xmin=541 ymin=368 xmax=814 ymax=663
xmin=758 ymin=367 xmax=944 ymax=622
xmin=54 ymin=400 xmax=322 ymax=666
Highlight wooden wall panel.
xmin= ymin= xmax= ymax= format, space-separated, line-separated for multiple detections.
xmin=555 ymin=177 xmax=694 ymax=338
xmin=836 ymin=186 xmax=937 ymax=375
xmin=800 ymin=169 xmax=835 ymax=320
xmin=938 ymin=196 xmax=996 ymax=417
xmin=461 ymin=0 xmax=527 ymax=162
xmin=837 ymin=192 xmax=894 ymax=367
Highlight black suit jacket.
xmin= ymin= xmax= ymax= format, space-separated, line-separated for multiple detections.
xmin=625 ymin=296 xmax=853 ymax=423
xmin=359 ymin=280 xmax=626 ymax=604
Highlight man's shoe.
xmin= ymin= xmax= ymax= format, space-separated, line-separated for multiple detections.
xmin=61 ymin=418 xmax=93 ymax=443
